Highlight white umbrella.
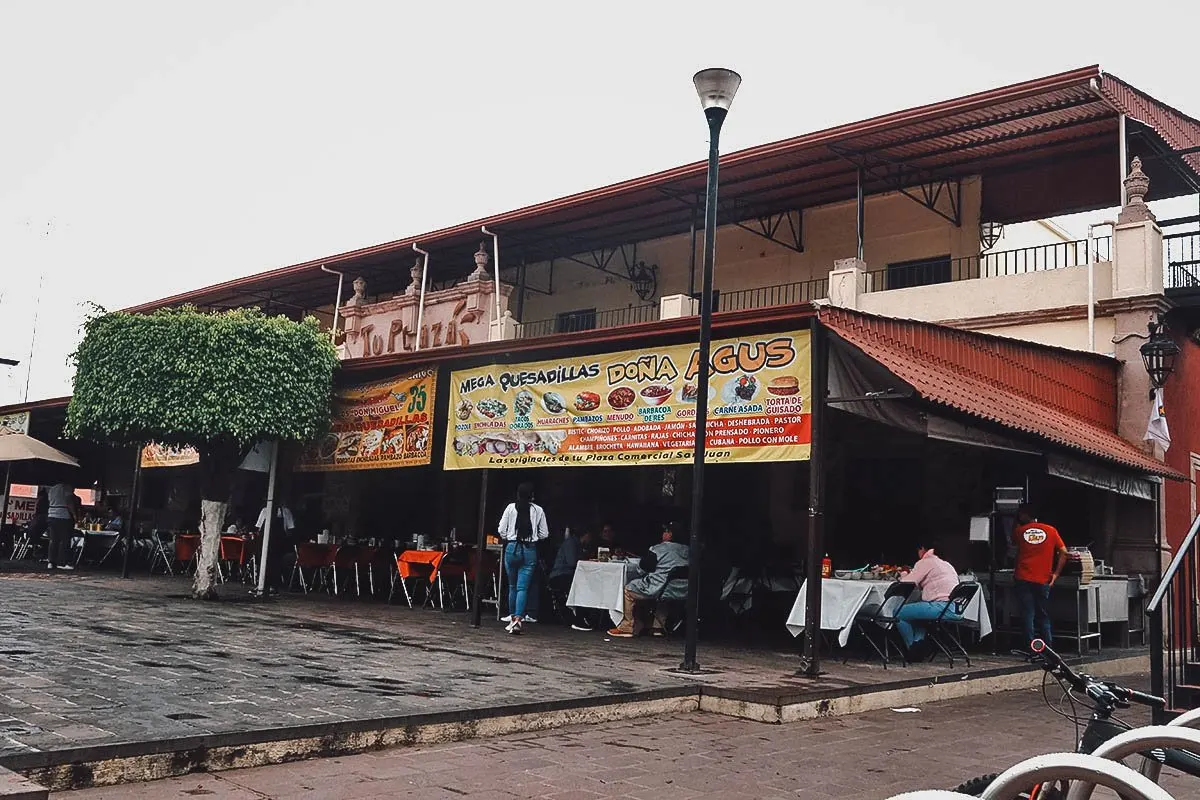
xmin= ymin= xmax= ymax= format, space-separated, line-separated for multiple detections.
xmin=0 ymin=432 xmax=80 ymax=466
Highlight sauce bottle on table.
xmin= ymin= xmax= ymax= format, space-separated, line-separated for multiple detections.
xmin=821 ymin=554 xmax=832 ymax=579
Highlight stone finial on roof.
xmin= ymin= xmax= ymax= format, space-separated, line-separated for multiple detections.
xmin=1118 ymin=156 xmax=1156 ymax=224
xmin=406 ymin=258 xmax=422 ymax=296
xmin=347 ymin=276 xmax=368 ymax=305
xmin=470 ymin=242 xmax=490 ymax=280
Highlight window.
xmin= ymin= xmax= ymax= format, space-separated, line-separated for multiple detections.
xmin=886 ymin=255 xmax=952 ymax=290
xmin=555 ymin=308 xmax=597 ymax=334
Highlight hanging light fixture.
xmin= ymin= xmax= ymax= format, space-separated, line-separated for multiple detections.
xmin=980 ymin=221 xmax=1004 ymax=251
xmin=630 ymin=260 xmax=658 ymax=301
xmin=1140 ymin=318 xmax=1180 ymax=393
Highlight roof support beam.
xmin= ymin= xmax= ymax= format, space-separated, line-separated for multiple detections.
xmin=828 ymin=143 xmax=962 ymax=227
xmin=656 ymin=186 xmax=804 ymax=253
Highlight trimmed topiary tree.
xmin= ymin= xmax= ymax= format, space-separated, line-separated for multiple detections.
xmin=66 ymin=306 xmax=338 ymax=599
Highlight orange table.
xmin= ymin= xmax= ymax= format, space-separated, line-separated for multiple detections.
xmin=396 ymin=549 xmax=444 ymax=584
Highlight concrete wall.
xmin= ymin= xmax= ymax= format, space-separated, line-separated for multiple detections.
xmin=858 ymin=263 xmax=1111 ymax=327
xmin=978 ymin=317 xmax=1116 ymax=355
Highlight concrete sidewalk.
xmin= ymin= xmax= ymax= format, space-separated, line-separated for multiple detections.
xmin=0 ymin=571 xmax=1149 ymax=791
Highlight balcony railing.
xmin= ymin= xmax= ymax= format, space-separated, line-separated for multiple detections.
xmin=515 ymin=304 xmax=659 ymax=339
xmin=717 ymin=278 xmax=828 ymax=312
xmin=864 ymin=238 xmax=1111 ymax=293
xmin=1164 ymin=219 xmax=1200 ymax=290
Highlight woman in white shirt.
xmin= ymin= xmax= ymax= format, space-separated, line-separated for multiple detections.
xmin=497 ymin=482 xmax=549 ymax=634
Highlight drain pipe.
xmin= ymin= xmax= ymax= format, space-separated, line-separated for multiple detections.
xmin=481 ymin=225 xmax=502 ymax=324
xmin=1086 ymin=221 xmax=1116 ymax=353
xmin=319 ymin=264 xmax=345 ymax=341
xmin=412 ymin=244 xmax=430 ymax=352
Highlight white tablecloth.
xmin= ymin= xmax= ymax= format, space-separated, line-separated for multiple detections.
xmin=567 ymin=560 xmax=638 ymax=626
xmin=785 ymin=578 xmax=992 ymax=646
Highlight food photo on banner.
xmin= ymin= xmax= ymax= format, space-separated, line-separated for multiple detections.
xmin=444 ymin=330 xmax=811 ymax=470
xmin=297 ymin=368 xmax=437 ymax=471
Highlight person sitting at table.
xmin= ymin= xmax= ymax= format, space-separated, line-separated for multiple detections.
xmin=608 ymin=523 xmax=688 ymax=638
xmin=895 ymin=541 xmax=960 ymax=660
xmin=548 ymin=529 xmax=595 ymax=631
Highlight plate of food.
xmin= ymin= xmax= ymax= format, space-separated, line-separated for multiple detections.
xmin=675 ymin=383 xmax=716 ymax=404
xmin=607 ymin=386 xmax=635 ymax=410
xmin=405 ymin=423 xmax=430 ymax=453
xmin=640 ymin=384 xmax=672 ymax=406
xmin=316 ymin=433 xmax=339 ymax=460
xmin=335 ymin=432 xmax=362 ymax=459
xmin=514 ymin=389 xmax=535 ymax=417
xmin=455 ymin=399 xmax=474 ymax=421
xmin=360 ymin=429 xmax=384 ymax=455
xmin=574 ymin=391 xmax=600 ymax=412
xmin=720 ymin=374 xmax=759 ymax=404
xmin=476 ymin=397 xmax=508 ymax=419
xmin=542 ymin=391 xmax=567 ymax=415
xmin=767 ymin=375 xmax=800 ymax=397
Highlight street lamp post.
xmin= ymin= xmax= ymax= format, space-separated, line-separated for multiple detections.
xmin=681 ymin=67 xmax=741 ymax=673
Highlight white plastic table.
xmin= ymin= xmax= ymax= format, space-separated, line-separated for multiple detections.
xmin=786 ymin=577 xmax=992 ymax=646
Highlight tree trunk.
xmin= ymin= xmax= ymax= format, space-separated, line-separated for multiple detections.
xmin=191 ymin=439 xmax=245 ymax=601
xmin=192 ymin=499 xmax=226 ymax=600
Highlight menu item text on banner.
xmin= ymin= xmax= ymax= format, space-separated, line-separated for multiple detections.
xmin=444 ymin=330 xmax=811 ymax=470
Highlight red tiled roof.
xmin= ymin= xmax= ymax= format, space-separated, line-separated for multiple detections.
xmin=819 ymin=307 xmax=1182 ymax=478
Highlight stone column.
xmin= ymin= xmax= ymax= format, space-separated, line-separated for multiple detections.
xmin=827 ymin=258 xmax=866 ymax=309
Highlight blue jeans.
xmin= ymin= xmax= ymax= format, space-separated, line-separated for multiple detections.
xmin=1014 ymin=579 xmax=1053 ymax=647
xmin=894 ymin=600 xmax=953 ymax=647
xmin=504 ymin=542 xmax=538 ymax=621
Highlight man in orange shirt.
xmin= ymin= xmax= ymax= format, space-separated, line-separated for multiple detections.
xmin=1011 ymin=504 xmax=1069 ymax=649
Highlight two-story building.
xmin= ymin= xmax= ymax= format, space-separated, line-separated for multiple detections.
xmin=4 ymin=66 xmax=1198 ymax=636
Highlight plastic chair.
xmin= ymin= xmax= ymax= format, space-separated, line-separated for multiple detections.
xmin=291 ymin=542 xmax=338 ymax=594
xmin=644 ymin=566 xmax=690 ymax=634
xmin=848 ymin=581 xmax=917 ymax=669
xmin=927 ymin=582 xmax=980 ymax=667
xmin=467 ymin=549 xmax=502 ymax=619
xmin=219 ymin=536 xmax=256 ymax=584
xmin=437 ymin=547 xmax=472 ymax=610
xmin=174 ymin=534 xmax=201 ymax=575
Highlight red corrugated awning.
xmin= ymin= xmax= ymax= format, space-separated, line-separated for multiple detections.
xmin=819 ymin=306 xmax=1183 ymax=479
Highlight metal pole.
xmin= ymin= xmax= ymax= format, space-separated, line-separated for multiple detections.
xmin=482 ymin=226 xmax=501 ymax=325
xmin=516 ymin=261 xmax=527 ymax=320
xmin=856 ymin=167 xmax=865 ymax=262
xmin=802 ymin=315 xmax=828 ymax=676
xmin=688 ymin=203 xmax=699 ymax=297
xmin=680 ymin=106 xmax=727 ymax=673
xmin=120 ymin=446 xmax=142 ymax=578
xmin=413 ymin=245 xmax=430 ymax=351
xmin=1119 ymin=114 xmax=1128 ymax=206
xmin=1151 ymin=478 xmax=1166 ymax=723
xmin=1 ymin=463 xmax=12 ymax=529
xmin=320 ymin=265 xmax=344 ymax=340
xmin=255 ymin=440 xmax=280 ymax=596
xmin=470 ymin=469 xmax=490 ymax=628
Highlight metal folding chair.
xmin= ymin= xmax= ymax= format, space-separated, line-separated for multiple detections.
xmin=847 ymin=581 xmax=917 ymax=669
xmin=927 ymin=582 xmax=980 ymax=668
xmin=291 ymin=542 xmax=338 ymax=594
xmin=148 ymin=530 xmax=174 ymax=575
xmin=388 ymin=551 xmax=440 ymax=608
xmin=10 ymin=529 xmax=34 ymax=561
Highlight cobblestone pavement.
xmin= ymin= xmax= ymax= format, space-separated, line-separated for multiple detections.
xmin=0 ymin=571 xmax=1030 ymax=756
xmin=56 ymin=679 xmax=1189 ymax=800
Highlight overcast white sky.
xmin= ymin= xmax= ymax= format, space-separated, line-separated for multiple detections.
xmin=1 ymin=0 xmax=1197 ymax=406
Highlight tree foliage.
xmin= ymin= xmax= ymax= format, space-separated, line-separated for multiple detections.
xmin=66 ymin=306 xmax=338 ymax=449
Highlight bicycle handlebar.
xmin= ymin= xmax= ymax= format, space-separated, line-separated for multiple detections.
xmin=1029 ymin=639 xmax=1165 ymax=709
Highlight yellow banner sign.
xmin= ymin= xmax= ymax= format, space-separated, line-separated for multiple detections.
xmin=445 ymin=330 xmax=811 ymax=470
xmin=297 ymin=368 xmax=437 ymax=471
xmin=141 ymin=443 xmax=200 ymax=468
